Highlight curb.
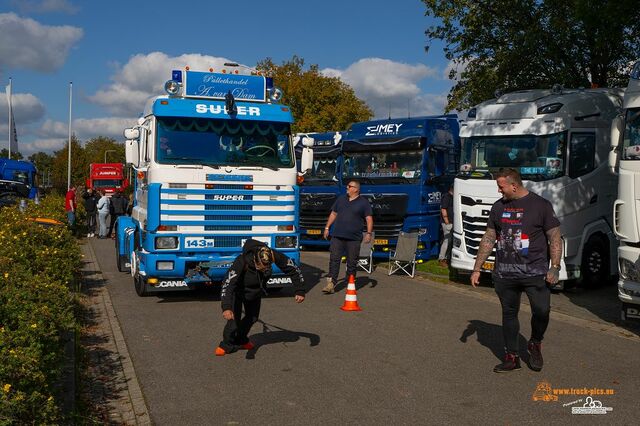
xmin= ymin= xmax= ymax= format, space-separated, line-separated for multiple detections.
xmin=81 ymin=240 xmax=152 ymax=425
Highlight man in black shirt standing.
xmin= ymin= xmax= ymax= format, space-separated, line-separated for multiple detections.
xmin=471 ymin=168 xmax=562 ymax=373
xmin=322 ymin=180 xmax=373 ymax=294
xmin=438 ymin=184 xmax=454 ymax=267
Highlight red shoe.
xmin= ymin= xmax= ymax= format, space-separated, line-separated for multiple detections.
xmin=215 ymin=347 xmax=226 ymax=356
xmin=240 ymin=342 xmax=255 ymax=350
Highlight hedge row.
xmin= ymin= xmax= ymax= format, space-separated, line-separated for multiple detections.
xmin=0 ymin=195 xmax=81 ymax=424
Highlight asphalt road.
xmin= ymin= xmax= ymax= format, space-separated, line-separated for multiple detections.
xmin=90 ymin=238 xmax=640 ymax=425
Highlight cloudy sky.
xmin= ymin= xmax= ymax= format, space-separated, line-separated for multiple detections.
xmin=0 ymin=0 xmax=456 ymax=156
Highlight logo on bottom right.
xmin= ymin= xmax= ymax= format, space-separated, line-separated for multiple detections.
xmin=571 ymin=396 xmax=613 ymax=415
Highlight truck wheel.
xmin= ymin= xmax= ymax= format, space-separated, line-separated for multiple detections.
xmin=580 ymin=236 xmax=609 ymax=288
xmin=134 ymin=274 xmax=148 ymax=297
xmin=115 ymin=228 xmax=130 ymax=273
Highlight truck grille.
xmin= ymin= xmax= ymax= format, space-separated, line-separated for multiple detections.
xmin=462 ymin=214 xmax=495 ymax=259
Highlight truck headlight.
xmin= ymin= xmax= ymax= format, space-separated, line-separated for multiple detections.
xmin=276 ymin=236 xmax=297 ymax=248
xmin=453 ymin=236 xmax=462 ymax=248
xmin=619 ymin=258 xmax=640 ymax=281
xmin=155 ymin=236 xmax=178 ymax=249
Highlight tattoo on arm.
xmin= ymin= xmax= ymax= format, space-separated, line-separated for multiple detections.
xmin=473 ymin=228 xmax=496 ymax=270
xmin=546 ymin=226 xmax=562 ymax=265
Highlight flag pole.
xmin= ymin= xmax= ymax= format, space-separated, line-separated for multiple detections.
xmin=67 ymin=82 xmax=73 ymax=190
xmin=6 ymin=77 xmax=11 ymax=158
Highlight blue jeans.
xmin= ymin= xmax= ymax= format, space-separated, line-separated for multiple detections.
xmin=67 ymin=211 xmax=75 ymax=226
xmin=98 ymin=212 xmax=109 ymax=237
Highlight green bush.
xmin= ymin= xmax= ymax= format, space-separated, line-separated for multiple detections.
xmin=0 ymin=196 xmax=81 ymax=424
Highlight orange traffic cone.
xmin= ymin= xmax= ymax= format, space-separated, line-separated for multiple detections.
xmin=340 ymin=275 xmax=362 ymax=311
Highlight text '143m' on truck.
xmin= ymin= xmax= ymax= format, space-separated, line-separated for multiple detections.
xmin=116 ymin=65 xmax=300 ymax=296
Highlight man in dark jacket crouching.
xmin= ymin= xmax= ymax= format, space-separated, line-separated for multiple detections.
xmin=215 ymin=239 xmax=305 ymax=356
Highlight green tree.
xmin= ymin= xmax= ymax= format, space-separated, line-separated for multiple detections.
xmin=83 ymin=136 xmax=125 ymax=164
xmin=28 ymin=151 xmax=55 ymax=187
xmin=257 ymin=56 xmax=373 ymax=133
xmin=0 ymin=148 xmax=23 ymax=159
xmin=51 ymin=135 xmax=87 ymax=192
xmin=423 ymin=0 xmax=640 ymax=111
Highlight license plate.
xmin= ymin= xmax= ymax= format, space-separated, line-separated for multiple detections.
xmin=374 ymin=239 xmax=388 ymax=245
xmin=482 ymin=261 xmax=494 ymax=271
xmin=185 ymin=237 xmax=214 ymax=248
xmin=307 ymin=229 xmax=322 ymax=235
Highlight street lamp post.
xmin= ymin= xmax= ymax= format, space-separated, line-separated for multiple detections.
xmin=104 ymin=149 xmax=117 ymax=163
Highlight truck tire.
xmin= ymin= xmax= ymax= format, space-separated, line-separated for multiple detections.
xmin=580 ymin=236 xmax=609 ymax=288
xmin=134 ymin=274 xmax=149 ymax=297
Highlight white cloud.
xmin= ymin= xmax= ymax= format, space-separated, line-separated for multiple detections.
xmin=442 ymin=58 xmax=469 ymax=81
xmin=321 ymin=58 xmax=446 ymax=119
xmin=23 ymin=137 xmax=68 ymax=154
xmin=89 ymin=52 xmax=239 ymax=116
xmin=0 ymin=13 xmax=83 ymax=73
xmin=0 ymin=91 xmax=46 ymax=123
xmin=12 ymin=0 xmax=79 ymax=14
xmin=39 ymin=117 xmax=135 ymax=141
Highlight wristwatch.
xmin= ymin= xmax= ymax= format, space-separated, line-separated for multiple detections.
xmin=550 ymin=264 xmax=561 ymax=271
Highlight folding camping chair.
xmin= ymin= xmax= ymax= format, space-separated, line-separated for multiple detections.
xmin=357 ymin=231 xmax=375 ymax=273
xmin=388 ymin=231 xmax=419 ymax=278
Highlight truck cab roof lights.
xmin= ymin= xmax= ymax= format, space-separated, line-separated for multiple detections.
xmin=551 ymin=84 xmax=563 ymax=95
xmin=164 ymin=79 xmax=181 ymax=96
xmin=537 ymin=103 xmax=564 ymax=114
xmin=467 ymin=108 xmax=477 ymax=119
xmin=269 ymin=87 xmax=284 ymax=103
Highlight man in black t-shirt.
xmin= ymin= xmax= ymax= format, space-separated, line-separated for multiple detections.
xmin=470 ymin=168 xmax=562 ymax=373
xmin=322 ymin=180 xmax=373 ymax=294
xmin=438 ymin=184 xmax=454 ymax=267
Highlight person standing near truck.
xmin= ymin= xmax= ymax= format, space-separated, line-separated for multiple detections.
xmin=322 ymin=180 xmax=373 ymax=294
xmin=215 ymin=239 xmax=306 ymax=356
xmin=96 ymin=191 xmax=110 ymax=239
xmin=82 ymin=187 xmax=99 ymax=237
xmin=65 ymin=185 xmax=77 ymax=226
xmin=470 ymin=168 xmax=562 ymax=373
xmin=438 ymin=184 xmax=454 ymax=267
xmin=107 ymin=190 xmax=128 ymax=238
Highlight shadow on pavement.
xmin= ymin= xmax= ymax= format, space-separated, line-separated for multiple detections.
xmin=245 ymin=320 xmax=320 ymax=360
xmin=459 ymin=319 xmax=529 ymax=361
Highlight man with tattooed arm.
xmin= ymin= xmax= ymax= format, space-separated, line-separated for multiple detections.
xmin=470 ymin=168 xmax=562 ymax=373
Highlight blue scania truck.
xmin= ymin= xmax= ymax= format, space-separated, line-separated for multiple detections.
xmin=116 ymin=66 xmax=301 ymax=296
xmin=0 ymin=159 xmax=39 ymax=200
xmin=295 ymin=131 xmax=345 ymax=248
xmin=341 ymin=115 xmax=460 ymax=260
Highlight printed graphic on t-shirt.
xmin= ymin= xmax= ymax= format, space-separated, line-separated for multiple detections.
xmin=497 ymin=208 xmax=529 ymax=261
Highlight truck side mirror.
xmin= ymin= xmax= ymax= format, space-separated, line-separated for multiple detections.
xmin=126 ymin=139 xmax=140 ymax=166
xmin=608 ymin=115 xmax=623 ymax=175
xmin=124 ymin=128 xmax=140 ymax=140
xmin=299 ymin=136 xmax=315 ymax=174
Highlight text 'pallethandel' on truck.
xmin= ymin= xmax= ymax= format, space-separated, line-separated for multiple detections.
xmin=116 ymin=65 xmax=299 ymax=296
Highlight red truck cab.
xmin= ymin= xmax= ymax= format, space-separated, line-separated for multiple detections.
xmin=86 ymin=163 xmax=128 ymax=195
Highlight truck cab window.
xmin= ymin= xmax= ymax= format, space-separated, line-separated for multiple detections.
xmin=568 ymin=133 xmax=596 ymax=178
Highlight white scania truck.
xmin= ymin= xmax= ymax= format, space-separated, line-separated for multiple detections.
xmin=451 ymin=87 xmax=623 ymax=288
xmin=610 ymin=61 xmax=640 ymax=320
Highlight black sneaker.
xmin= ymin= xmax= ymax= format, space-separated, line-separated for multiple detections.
xmin=493 ymin=353 xmax=521 ymax=373
xmin=527 ymin=341 xmax=543 ymax=372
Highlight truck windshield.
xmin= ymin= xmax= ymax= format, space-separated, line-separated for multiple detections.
xmin=342 ymin=150 xmax=423 ymax=183
xmin=156 ymin=117 xmax=294 ymax=169
xmin=302 ymin=154 xmax=339 ymax=184
xmin=93 ymin=179 xmax=122 ymax=188
xmin=622 ymin=108 xmax=640 ymax=160
xmin=459 ymin=132 xmax=566 ymax=181
xmin=11 ymin=170 xmax=29 ymax=185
